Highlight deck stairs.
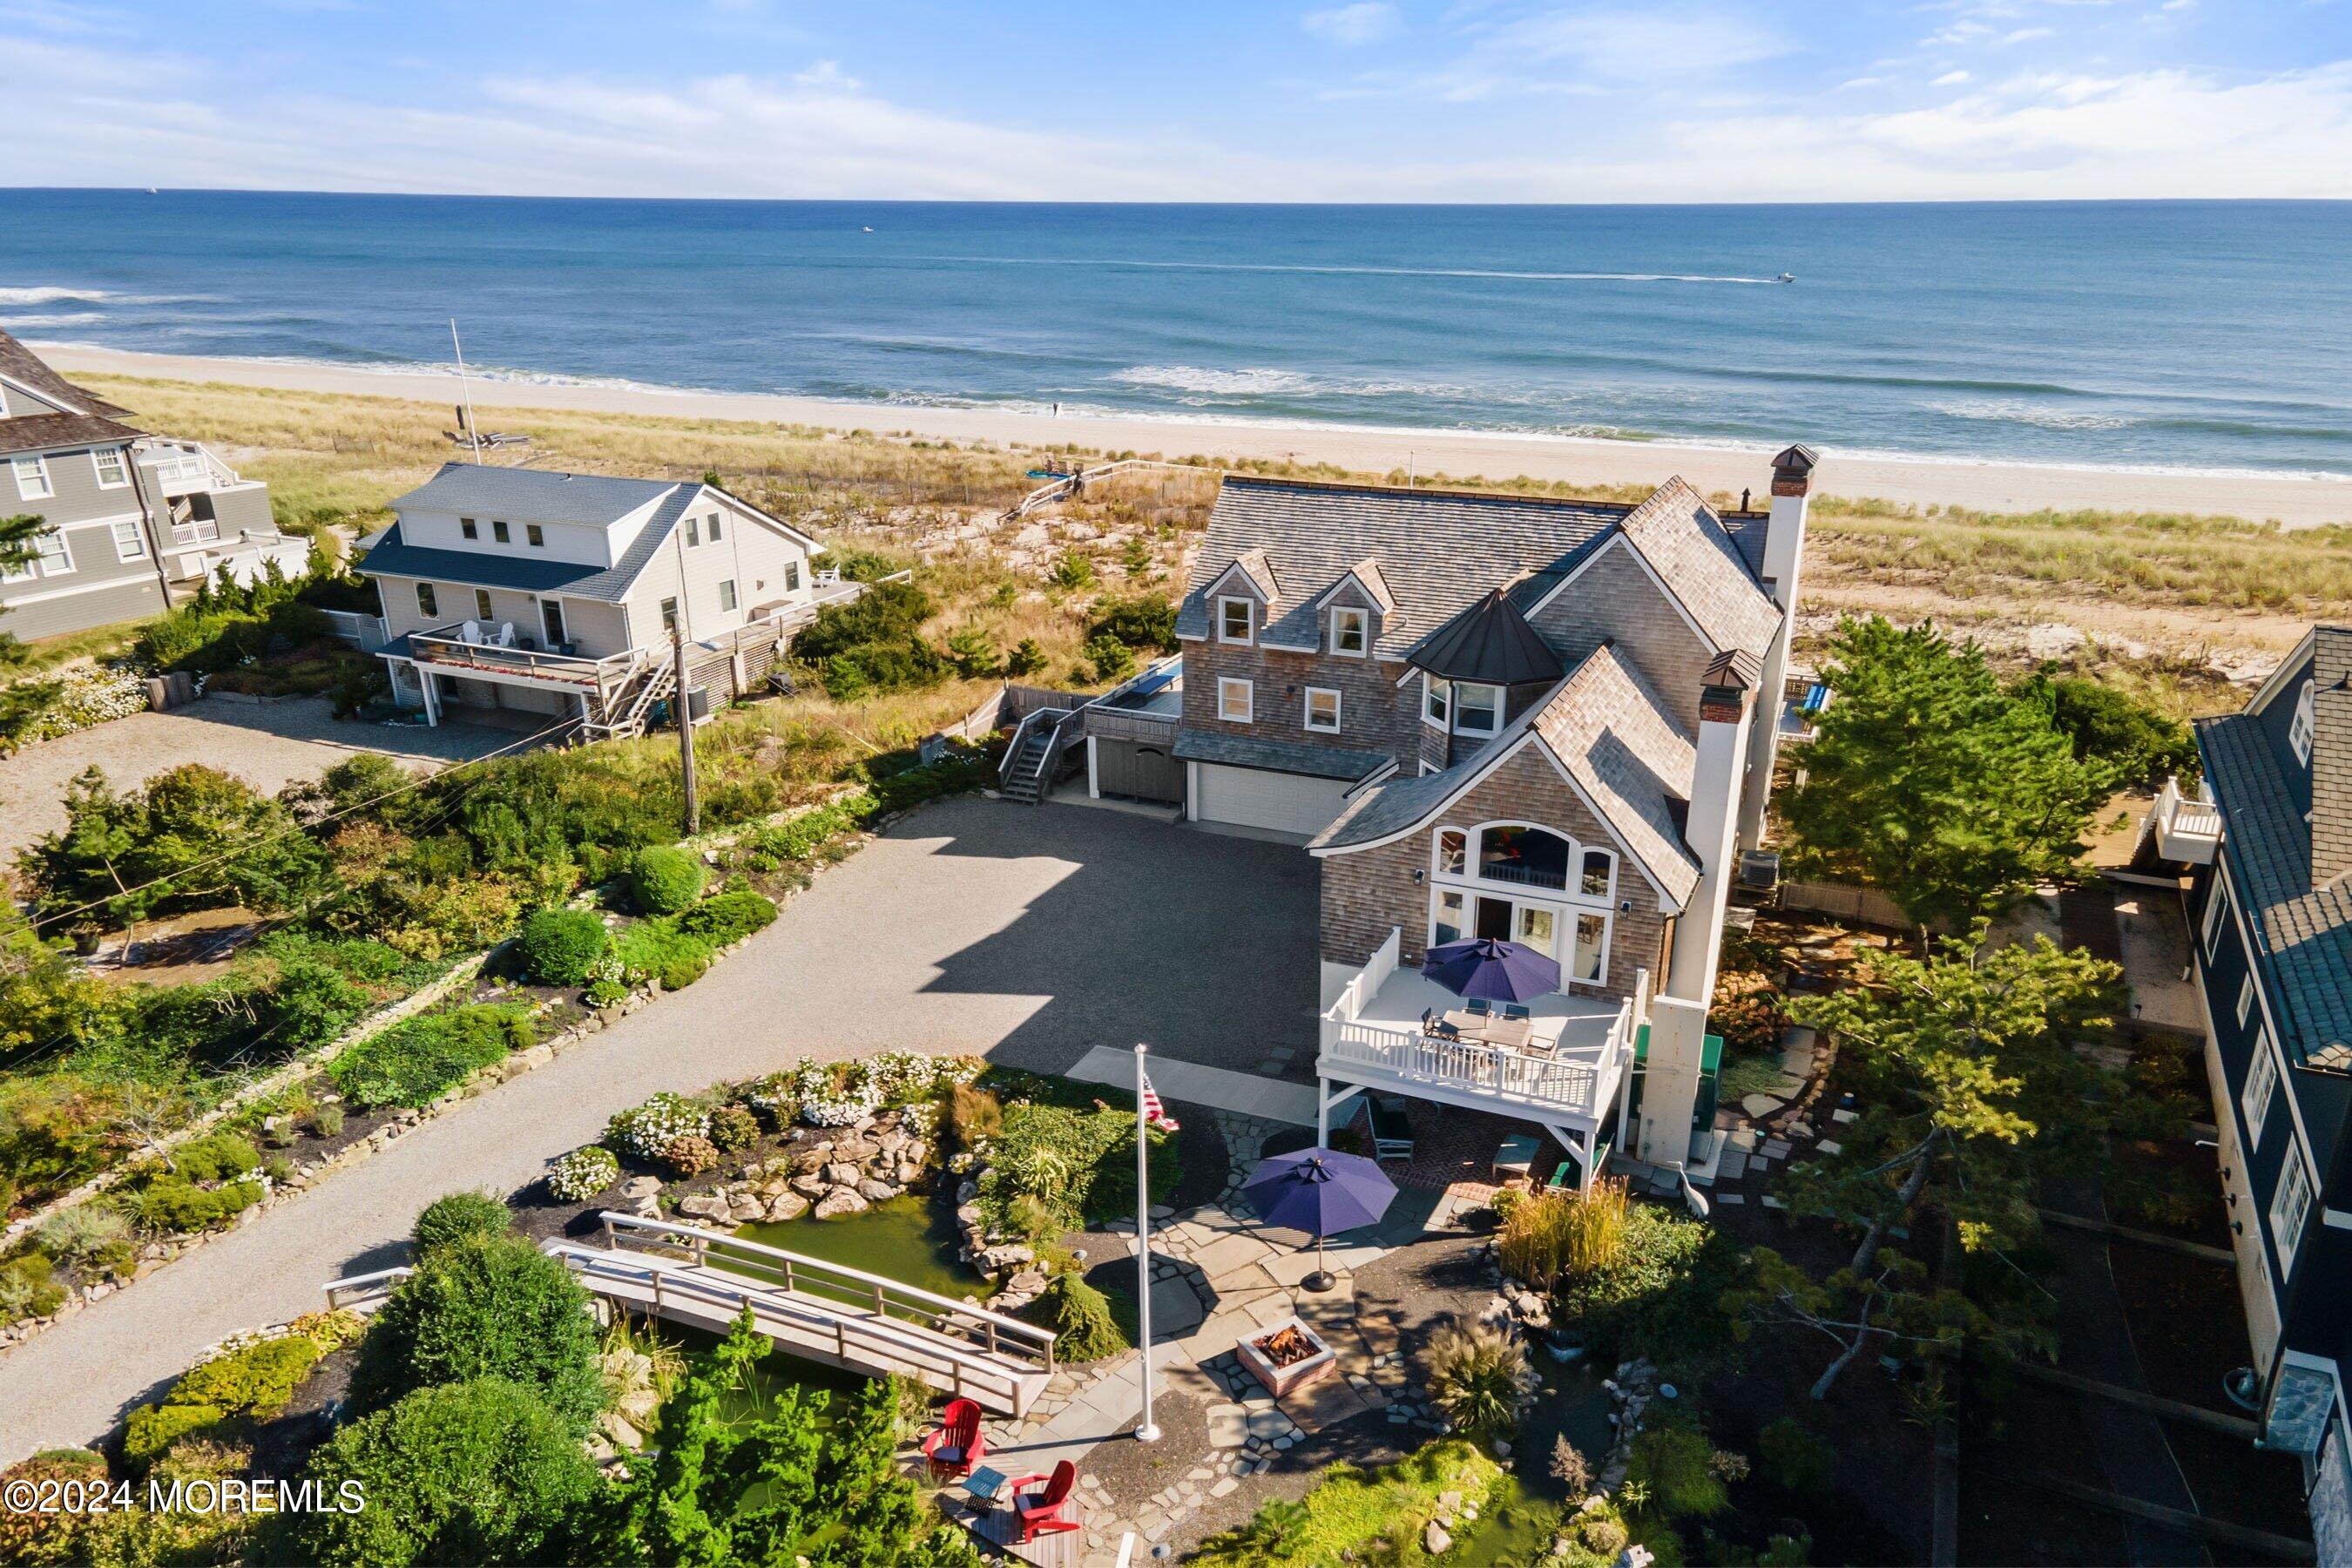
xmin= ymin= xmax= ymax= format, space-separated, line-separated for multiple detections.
xmin=325 ymin=1213 xmax=1058 ymax=1417
xmin=581 ymin=652 xmax=678 ymax=742
xmin=1001 ymin=718 xmax=1060 ymax=803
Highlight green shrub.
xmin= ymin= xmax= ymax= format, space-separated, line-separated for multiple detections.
xmin=1085 ymin=594 xmax=1178 ymax=653
xmin=34 ymin=1205 xmax=129 ymax=1270
xmin=309 ymin=1103 xmax=345 ymax=1139
xmin=707 ymin=1105 xmax=760 ymax=1152
xmin=1005 ymin=638 xmax=1046 ymax=678
xmin=516 ymin=907 xmax=609 ymax=986
xmin=1027 ymin=1274 xmax=1128 ymax=1362
xmin=1421 ymin=1319 xmax=1536 ymax=1436
xmin=413 ymin=1191 xmax=511 ymax=1256
xmin=546 ymin=1146 xmax=619 ymax=1203
xmin=347 ymin=1234 xmax=605 ymax=1434
xmin=328 ymin=1005 xmax=534 ymax=1111
xmin=1049 ymin=552 xmax=1095 ymax=591
xmin=615 ymin=918 xmax=713 ymax=990
xmin=172 ymin=1133 xmax=261 ymax=1184
xmin=124 ymin=1401 xmax=229 ymax=1467
xmin=1551 ymin=1200 xmax=1728 ymax=1362
xmin=794 ymin=578 xmax=934 ymax=665
xmin=1576 ymin=1515 xmax=1631 ymax=1557
xmin=0 ymin=1253 xmax=66 ymax=1323
xmin=169 ymin=1336 xmax=320 ymax=1418
xmin=627 ymin=845 xmax=707 ymax=916
xmin=1758 ymin=1416 xmax=1836 ymax=1498
xmin=1082 ymin=633 xmax=1136 ymax=684
xmin=2017 ymin=670 xmax=2198 ymax=788
xmin=677 ymin=886 xmax=776 ymax=944
xmin=605 ymin=1092 xmax=709 ymax=1161
xmin=1630 ymin=1419 xmax=1728 ymax=1518
xmin=0 ymin=1449 xmax=106 ymax=1564
xmin=281 ymin=1378 xmax=596 ymax=1568
xmin=129 ymin=1175 xmax=264 ymax=1235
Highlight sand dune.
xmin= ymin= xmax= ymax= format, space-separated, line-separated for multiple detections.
xmin=40 ymin=343 xmax=2352 ymax=529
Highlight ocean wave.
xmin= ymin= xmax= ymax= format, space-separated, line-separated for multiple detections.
xmin=909 ymin=254 xmax=1787 ymax=286
xmin=1930 ymin=399 xmax=2135 ymax=432
xmin=0 ymin=313 xmax=104 ymax=328
xmin=0 ymin=286 xmax=116 ymax=305
xmin=1105 ymin=364 xmax=1476 ymax=400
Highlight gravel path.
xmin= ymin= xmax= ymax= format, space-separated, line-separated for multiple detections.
xmin=0 ymin=698 xmax=516 ymax=864
xmin=0 ymin=796 xmax=1315 ymax=1458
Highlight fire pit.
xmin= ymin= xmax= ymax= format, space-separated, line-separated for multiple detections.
xmin=1236 ymin=1316 xmax=1337 ymax=1398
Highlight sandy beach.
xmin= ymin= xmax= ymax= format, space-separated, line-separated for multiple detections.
xmin=39 ymin=343 xmax=2352 ymax=527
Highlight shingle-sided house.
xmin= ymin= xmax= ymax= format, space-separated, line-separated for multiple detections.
xmin=358 ymin=463 xmax=848 ymax=738
xmin=1147 ymin=449 xmax=1818 ymax=1193
xmin=2161 ymin=625 xmax=2352 ymax=1555
xmin=0 ymin=330 xmax=297 ymax=640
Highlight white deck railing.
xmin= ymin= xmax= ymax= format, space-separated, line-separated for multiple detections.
xmin=2153 ymin=774 xmax=2223 ymax=864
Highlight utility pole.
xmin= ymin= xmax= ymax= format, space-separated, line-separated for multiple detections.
xmin=673 ymin=621 xmax=700 ymax=835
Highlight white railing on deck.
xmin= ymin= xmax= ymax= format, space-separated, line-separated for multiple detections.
xmin=1322 ymin=1021 xmax=1610 ymax=1115
xmin=2152 ymin=774 xmax=2223 ymax=864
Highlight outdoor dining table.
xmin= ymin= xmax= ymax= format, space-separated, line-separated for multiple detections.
xmin=1443 ymin=1010 xmax=1537 ymax=1051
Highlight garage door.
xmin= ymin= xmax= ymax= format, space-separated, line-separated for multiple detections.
xmin=1193 ymin=763 xmax=1353 ymax=836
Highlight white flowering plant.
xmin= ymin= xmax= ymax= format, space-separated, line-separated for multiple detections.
xmin=0 ymin=665 xmax=151 ymax=754
xmin=604 ymin=1092 xmax=710 ymax=1160
xmin=777 ymin=1052 xmax=983 ymax=1127
xmin=548 ymin=1145 xmax=621 ymax=1201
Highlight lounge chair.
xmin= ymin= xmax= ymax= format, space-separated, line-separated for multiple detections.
xmin=1369 ymin=1096 xmax=1415 ymax=1160
xmin=921 ymin=1397 xmax=986 ymax=1482
xmin=1009 ymin=1462 xmax=1081 ymax=1544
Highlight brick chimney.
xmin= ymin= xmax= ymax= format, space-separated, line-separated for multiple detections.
xmin=2313 ymin=628 xmax=2352 ymax=884
xmin=1739 ymin=443 xmax=1816 ymax=848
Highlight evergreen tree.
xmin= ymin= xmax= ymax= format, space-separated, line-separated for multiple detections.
xmin=1781 ymin=616 xmax=2112 ymax=938
xmin=1727 ymin=924 xmax=2137 ymax=1396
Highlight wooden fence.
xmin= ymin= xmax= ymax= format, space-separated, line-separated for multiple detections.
xmin=1777 ymin=879 xmax=1912 ymax=929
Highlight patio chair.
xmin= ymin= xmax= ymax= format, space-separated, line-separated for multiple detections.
xmin=1421 ymin=1007 xmax=1441 ymax=1037
xmin=1545 ymin=1161 xmax=1575 ymax=1190
xmin=921 ymin=1397 xmax=986 ymax=1483
xmin=459 ymin=618 xmax=484 ymax=643
xmin=1502 ymin=1003 xmax=1531 ymax=1022
xmin=1369 ymin=1096 xmax=1415 ymax=1160
xmin=1465 ymin=997 xmax=1493 ymax=1017
xmin=1008 ymin=1462 xmax=1081 ymax=1544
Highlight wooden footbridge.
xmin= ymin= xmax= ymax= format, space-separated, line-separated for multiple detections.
xmin=325 ymin=1212 xmax=1058 ymax=1417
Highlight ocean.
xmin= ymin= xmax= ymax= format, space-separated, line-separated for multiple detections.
xmin=3 ymin=189 xmax=2350 ymax=477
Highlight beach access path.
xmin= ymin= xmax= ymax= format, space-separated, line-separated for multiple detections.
xmin=43 ymin=344 xmax=2352 ymax=530
xmin=0 ymin=797 xmax=1315 ymax=1460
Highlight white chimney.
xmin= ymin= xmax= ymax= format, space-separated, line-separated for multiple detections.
xmin=1738 ymin=444 xmax=1817 ymax=848
xmin=1666 ymin=652 xmax=1757 ymax=1007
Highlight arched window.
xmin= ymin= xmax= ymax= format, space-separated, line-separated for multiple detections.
xmin=1578 ymin=848 xmax=1615 ymax=901
xmin=1477 ymin=825 xmax=1571 ymax=890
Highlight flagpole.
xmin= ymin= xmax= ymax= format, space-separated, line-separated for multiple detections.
xmin=1133 ymin=1043 xmax=1161 ymax=1443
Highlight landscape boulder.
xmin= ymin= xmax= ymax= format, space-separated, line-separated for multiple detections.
xmin=814 ymin=1187 xmax=869 ymax=1220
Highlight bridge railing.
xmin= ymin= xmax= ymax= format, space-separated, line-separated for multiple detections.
xmin=592 ymin=1211 xmax=1058 ymax=1374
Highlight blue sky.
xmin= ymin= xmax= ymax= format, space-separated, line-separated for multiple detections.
xmin=3 ymin=0 xmax=2349 ymax=199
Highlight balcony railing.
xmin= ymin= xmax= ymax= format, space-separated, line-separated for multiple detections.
xmin=145 ymin=443 xmax=248 ymax=497
xmin=408 ymin=627 xmax=645 ymax=689
xmin=1321 ymin=1023 xmax=1615 ymax=1117
xmin=2152 ymin=775 xmax=2223 ymax=865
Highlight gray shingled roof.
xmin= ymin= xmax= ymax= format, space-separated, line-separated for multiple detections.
xmin=386 ymin=463 xmax=684 ymax=527
xmin=0 ymin=410 xmax=140 ymax=458
xmin=1313 ymin=644 xmax=1701 ymax=908
xmin=2200 ymin=708 xmax=2352 ymax=1070
xmin=1171 ymin=730 xmax=1390 ymax=781
xmin=0 ymin=328 xmax=134 ymax=420
xmin=1615 ymin=477 xmax=1783 ymax=659
xmin=1177 ymin=478 xmax=1632 ymax=655
xmin=1407 ymin=588 xmax=1567 ymax=686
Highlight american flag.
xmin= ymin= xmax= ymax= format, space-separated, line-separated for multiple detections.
xmin=1139 ymin=1071 xmax=1179 ymax=1132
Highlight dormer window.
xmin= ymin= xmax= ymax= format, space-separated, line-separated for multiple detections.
xmin=1219 ymin=596 xmax=1254 ymax=645
xmin=492 ymin=520 xmax=510 ymax=544
xmin=1330 ymin=605 xmax=1369 ymax=657
xmin=2291 ymin=680 xmax=2315 ymax=767
xmin=460 ymin=517 xmax=477 ymax=540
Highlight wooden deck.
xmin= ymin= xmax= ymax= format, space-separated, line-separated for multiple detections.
xmin=961 ymin=1494 xmax=1089 ymax=1567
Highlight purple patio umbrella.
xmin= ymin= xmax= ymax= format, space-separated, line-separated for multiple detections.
xmin=1240 ymin=1147 xmax=1397 ymax=1292
xmin=1422 ymin=937 xmax=1561 ymax=1003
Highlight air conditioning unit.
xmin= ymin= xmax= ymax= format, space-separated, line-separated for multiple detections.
xmin=1738 ymin=848 xmax=1781 ymax=891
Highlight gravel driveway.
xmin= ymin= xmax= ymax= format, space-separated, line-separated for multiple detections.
xmin=0 ymin=795 xmax=1316 ymax=1457
xmin=0 ymin=698 xmax=516 ymax=865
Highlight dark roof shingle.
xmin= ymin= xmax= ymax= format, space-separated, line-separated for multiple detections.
xmin=0 ymin=329 xmax=134 ymax=420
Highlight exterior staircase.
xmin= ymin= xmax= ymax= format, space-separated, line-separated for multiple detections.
xmin=1001 ymin=720 xmax=1059 ymax=803
xmin=581 ymin=652 xmax=678 ymax=742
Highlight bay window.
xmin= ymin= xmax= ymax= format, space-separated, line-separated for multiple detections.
xmin=1424 ymin=677 xmax=1500 ymax=735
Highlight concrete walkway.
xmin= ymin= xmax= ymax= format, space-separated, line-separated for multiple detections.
xmin=0 ymin=798 xmax=1315 ymax=1459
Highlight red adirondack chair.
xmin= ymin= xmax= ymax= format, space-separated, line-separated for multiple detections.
xmin=1009 ymin=1461 xmax=1081 ymax=1544
xmin=921 ymin=1398 xmax=986 ymax=1482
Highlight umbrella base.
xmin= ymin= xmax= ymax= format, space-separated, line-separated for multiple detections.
xmin=1301 ymin=1269 xmax=1338 ymax=1294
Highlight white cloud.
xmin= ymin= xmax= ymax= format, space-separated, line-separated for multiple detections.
xmin=2000 ymin=26 xmax=2054 ymax=44
xmin=1933 ymin=69 xmax=1973 ymax=84
xmin=792 ymin=59 xmax=860 ymax=90
xmin=1301 ymin=3 xmax=1400 ymax=44
xmin=1422 ymin=8 xmax=1789 ymax=98
xmin=3 ymin=32 xmax=2350 ymax=203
